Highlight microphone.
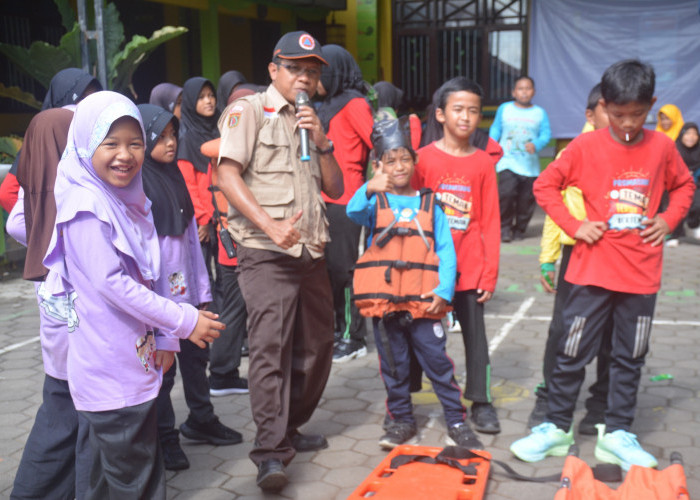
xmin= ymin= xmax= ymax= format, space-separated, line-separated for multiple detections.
xmin=295 ymin=91 xmax=311 ymax=162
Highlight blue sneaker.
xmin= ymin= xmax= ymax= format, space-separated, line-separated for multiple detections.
xmin=510 ymin=422 xmax=574 ymax=462
xmin=594 ymin=425 xmax=657 ymax=471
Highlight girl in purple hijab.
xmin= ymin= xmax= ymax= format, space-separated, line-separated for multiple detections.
xmin=43 ymin=91 xmax=224 ymax=499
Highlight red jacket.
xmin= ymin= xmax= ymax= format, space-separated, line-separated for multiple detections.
xmin=322 ymin=97 xmax=374 ymax=205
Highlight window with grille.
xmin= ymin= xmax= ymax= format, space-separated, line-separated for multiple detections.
xmin=393 ymin=0 xmax=528 ymax=109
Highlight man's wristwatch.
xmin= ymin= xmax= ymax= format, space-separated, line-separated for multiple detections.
xmin=317 ymin=140 xmax=334 ymax=155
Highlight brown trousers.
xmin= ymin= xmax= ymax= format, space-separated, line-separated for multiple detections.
xmin=236 ymin=245 xmax=334 ymax=465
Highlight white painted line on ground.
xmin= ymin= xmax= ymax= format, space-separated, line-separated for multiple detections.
xmin=0 ymin=335 xmax=40 ymax=355
xmin=1 ymin=311 xmax=697 ymax=357
xmin=488 ymin=296 xmax=536 ymax=355
xmin=484 ymin=313 xmax=700 ymax=327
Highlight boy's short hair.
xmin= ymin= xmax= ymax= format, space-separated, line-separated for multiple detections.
xmin=586 ymin=83 xmax=602 ymax=111
xmin=601 ymin=59 xmax=655 ymax=105
xmin=436 ymin=77 xmax=483 ymax=110
xmin=514 ymin=75 xmax=535 ymax=88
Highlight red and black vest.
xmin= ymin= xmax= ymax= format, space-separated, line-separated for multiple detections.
xmin=353 ymin=189 xmax=448 ymax=320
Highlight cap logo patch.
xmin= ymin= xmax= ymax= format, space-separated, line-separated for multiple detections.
xmin=299 ymin=34 xmax=315 ymax=51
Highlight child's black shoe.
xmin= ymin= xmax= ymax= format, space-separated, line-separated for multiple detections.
xmin=179 ymin=417 xmax=242 ymax=446
xmin=162 ymin=439 xmax=190 ymax=471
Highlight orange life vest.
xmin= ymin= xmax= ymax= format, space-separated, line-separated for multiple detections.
xmin=353 ymin=189 xmax=448 ymax=320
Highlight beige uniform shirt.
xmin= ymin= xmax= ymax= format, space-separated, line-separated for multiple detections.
xmin=218 ymin=84 xmax=329 ymax=258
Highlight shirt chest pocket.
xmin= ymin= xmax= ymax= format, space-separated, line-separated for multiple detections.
xmin=251 ymin=122 xmax=295 ymax=220
xmin=256 ymin=122 xmax=294 ymax=172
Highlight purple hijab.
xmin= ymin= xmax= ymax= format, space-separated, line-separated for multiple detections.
xmin=44 ymin=91 xmax=160 ymax=295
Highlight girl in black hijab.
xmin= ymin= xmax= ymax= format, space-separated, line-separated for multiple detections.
xmin=177 ymin=77 xmax=220 ymax=283
xmin=42 ymin=68 xmax=101 ymax=110
xmin=139 ymin=104 xmax=194 ymax=236
xmin=677 ymin=122 xmax=700 ymax=176
xmin=317 ymin=44 xmax=367 ymax=132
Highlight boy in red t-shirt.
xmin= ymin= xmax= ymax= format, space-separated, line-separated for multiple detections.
xmin=413 ymin=77 xmax=502 ymax=434
xmin=511 ymin=59 xmax=695 ymax=470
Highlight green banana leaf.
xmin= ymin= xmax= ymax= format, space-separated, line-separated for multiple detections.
xmin=0 ymin=136 xmax=23 ymax=164
xmin=0 ymin=23 xmax=81 ymax=89
xmin=0 ymin=84 xmax=42 ymax=110
xmin=54 ymin=0 xmax=76 ymax=32
xmin=103 ymin=2 xmax=125 ymax=64
xmin=109 ymin=26 xmax=188 ymax=95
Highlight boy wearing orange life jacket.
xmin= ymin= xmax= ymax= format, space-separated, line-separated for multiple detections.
xmin=348 ymin=119 xmax=482 ymax=451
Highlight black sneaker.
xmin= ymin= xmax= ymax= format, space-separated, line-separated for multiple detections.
xmin=378 ymin=421 xmax=417 ymax=450
xmin=501 ymin=229 xmax=513 ymax=243
xmin=578 ymin=411 xmax=604 ymax=435
xmin=179 ymin=417 xmax=243 ymax=446
xmin=470 ymin=402 xmax=501 ymax=434
xmin=161 ymin=439 xmax=190 ymax=471
xmin=332 ymin=339 xmax=368 ymax=363
xmin=210 ymin=377 xmax=249 ymax=397
xmin=241 ymin=339 xmax=249 ymax=357
xmin=446 ymin=422 xmax=484 ymax=449
xmin=528 ymin=393 xmax=549 ymax=429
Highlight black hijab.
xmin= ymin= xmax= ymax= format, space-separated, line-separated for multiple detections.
xmin=138 ymin=104 xmax=194 ymax=236
xmin=373 ymin=81 xmax=405 ymax=111
xmin=317 ymin=45 xmax=366 ymax=132
xmin=149 ymin=83 xmax=183 ymax=113
xmin=217 ymin=71 xmax=247 ymax=113
xmin=42 ymin=68 xmax=101 ymax=110
xmin=178 ymin=77 xmax=220 ymax=173
xmin=676 ymin=122 xmax=700 ymax=173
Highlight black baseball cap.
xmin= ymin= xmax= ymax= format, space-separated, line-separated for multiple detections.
xmin=272 ymin=31 xmax=328 ymax=65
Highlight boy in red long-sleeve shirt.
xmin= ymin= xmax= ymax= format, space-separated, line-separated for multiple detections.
xmin=511 ymin=59 xmax=695 ymax=471
xmin=413 ymin=77 xmax=502 ymax=435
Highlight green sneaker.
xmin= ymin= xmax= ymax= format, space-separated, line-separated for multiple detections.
xmin=510 ymin=422 xmax=574 ymax=462
xmin=594 ymin=424 xmax=657 ymax=471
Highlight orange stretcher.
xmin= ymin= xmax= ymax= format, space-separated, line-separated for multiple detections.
xmin=348 ymin=445 xmax=491 ymax=500
xmin=555 ymin=449 xmax=690 ymax=500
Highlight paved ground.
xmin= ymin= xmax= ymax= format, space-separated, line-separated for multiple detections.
xmin=1 ymin=210 xmax=699 ymax=499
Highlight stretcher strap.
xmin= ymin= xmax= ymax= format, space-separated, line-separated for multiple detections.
xmin=390 ymin=446 xmax=562 ymax=483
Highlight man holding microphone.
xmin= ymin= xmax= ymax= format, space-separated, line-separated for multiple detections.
xmin=216 ymin=31 xmax=343 ymax=493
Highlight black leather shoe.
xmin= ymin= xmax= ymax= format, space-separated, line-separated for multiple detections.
xmin=288 ymin=430 xmax=328 ymax=452
xmin=256 ymin=459 xmax=288 ymax=492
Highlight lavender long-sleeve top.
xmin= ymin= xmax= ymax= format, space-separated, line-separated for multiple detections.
xmin=7 ymin=189 xmax=71 ymax=380
xmin=61 ymin=212 xmax=198 ymax=411
xmin=152 ymin=216 xmax=212 ymax=308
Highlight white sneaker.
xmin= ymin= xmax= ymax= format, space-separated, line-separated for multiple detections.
xmin=665 ymin=238 xmax=679 ymax=248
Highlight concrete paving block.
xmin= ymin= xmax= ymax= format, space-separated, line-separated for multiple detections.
xmin=286 ymin=461 xmax=327 ymax=482
xmin=281 ymin=480 xmax=340 ymax=500
xmin=208 ymin=441 xmax=252 ymax=461
xmin=333 ymin=410 xmax=377 ymax=427
xmin=167 ymin=468 xmax=228 ymax=490
xmin=214 ymin=455 xmax=256 ymax=477
xmin=312 ymin=449 xmax=368 ymax=470
xmin=171 ymin=487 xmax=238 ymax=500
xmin=321 ymin=465 xmax=372 ymax=489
